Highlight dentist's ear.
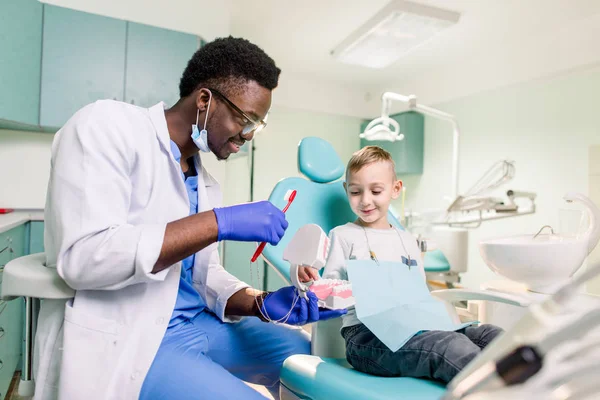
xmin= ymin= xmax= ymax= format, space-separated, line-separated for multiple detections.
xmin=195 ymin=88 xmax=213 ymax=111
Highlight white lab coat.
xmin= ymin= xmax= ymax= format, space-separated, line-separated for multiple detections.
xmin=35 ymin=101 xmax=250 ymax=400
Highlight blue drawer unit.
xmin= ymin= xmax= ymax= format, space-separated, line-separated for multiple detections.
xmin=0 ymin=224 xmax=27 ymax=400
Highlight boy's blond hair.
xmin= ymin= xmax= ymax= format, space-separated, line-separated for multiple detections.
xmin=346 ymin=146 xmax=396 ymax=181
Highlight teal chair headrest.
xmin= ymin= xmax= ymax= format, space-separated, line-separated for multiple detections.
xmin=298 ymin=137 xmax=345 ymax=183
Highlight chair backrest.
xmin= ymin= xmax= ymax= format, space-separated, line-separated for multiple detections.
xmin=262 ymin=137 xmax=403 ymax=282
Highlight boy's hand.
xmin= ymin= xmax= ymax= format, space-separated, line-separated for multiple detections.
xmin=298 ymin=265 xmax=320 ymax=282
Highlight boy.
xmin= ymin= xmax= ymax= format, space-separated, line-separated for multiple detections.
xmin=299 ymin=145 xmax=502 ymax=383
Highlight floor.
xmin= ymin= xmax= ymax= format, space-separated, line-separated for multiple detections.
xmin=247 ymin=383 xmax=275 ymax=399
xmin=6 ymin=374 xmax=274 ymax=400
xmin=8 ymin=377 xmax=275 ymax=399
xmin=6 ymin=372 xmax=32 ymax=400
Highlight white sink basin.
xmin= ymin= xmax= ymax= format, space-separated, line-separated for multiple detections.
xmin=479 ymin=192 xmax=600 ymax=294
xmin=479 ymin=233 xmax=587 ymax=294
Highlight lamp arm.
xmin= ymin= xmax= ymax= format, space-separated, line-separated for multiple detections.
xmin=381 ymin=92 xmax=460 ymax=200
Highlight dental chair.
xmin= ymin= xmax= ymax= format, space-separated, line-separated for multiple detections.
xmin=262 ymin=137 xmax=530 ymax=400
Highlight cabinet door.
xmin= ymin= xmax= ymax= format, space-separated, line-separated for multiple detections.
xmin=29 ymin=221 xmax=45 ymax=254
xmin=0 ymin=224 xmax=26 ymax=400
xmin=125 ymin=22 xmax=200 ymax=108
xmin=0 ymin=0 xmax=43 ymax=126
xmin=40 ymin=6 xmax=126 ymax=128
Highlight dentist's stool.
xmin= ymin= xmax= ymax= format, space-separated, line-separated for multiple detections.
xmin=1 ymin=252 xmax=74 ymax=396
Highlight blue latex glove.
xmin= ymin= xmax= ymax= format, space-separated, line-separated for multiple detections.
xmin=260 ymin=286 xmax=347 ymax=325
xmin=213 ymin=201 xmax=288 ymax=244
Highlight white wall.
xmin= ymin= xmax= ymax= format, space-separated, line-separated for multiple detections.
xmin=393 ymin=64 xmax=600 ymax=294
xmin=272 ymin=73 xmax=376 ymax=119
xmin=0 ymin=130 xmax=54 ymax=209
xmin=38 ymin=0 xmax=230 ymax=40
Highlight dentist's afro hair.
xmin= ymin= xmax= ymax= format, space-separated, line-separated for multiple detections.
xmin=179 ymin=36 xmax=281 ymax=98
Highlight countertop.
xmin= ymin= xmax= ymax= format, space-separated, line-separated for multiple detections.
xmin=0 ymin=210 xmax=44 ymax=234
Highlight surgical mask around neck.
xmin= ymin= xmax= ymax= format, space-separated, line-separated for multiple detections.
xmin=191 ymin=92 xmax=212 ymax=153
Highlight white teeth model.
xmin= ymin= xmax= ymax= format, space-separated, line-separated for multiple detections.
xmin=309 ymin=279 xmax=355 ymax=310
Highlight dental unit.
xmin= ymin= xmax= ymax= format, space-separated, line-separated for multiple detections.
xmin=254 ymin=136 xmax=600 ymax=399
xmin=442 ymin=192 xmax=600 ymax=399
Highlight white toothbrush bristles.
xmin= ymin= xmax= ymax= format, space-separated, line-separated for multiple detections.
xmin=284 ymin=189 xmax=293 ymax=201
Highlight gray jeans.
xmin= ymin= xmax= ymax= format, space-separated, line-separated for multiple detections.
xmin=342 ymin=323 xmax=503 ymax=384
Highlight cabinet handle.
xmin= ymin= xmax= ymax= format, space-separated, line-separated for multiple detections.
xmin=0 ymin=237 xmax=12 ymax=255
xmin=0 ymin=328 xmax=4 ymax=339
xmin=0 ymin=359 xmax=3 ymax=370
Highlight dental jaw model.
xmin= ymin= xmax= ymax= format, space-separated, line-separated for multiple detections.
xmin=283 ymin=224 xmax=355 ymax=310
xmin=310 ymin=279 xmax=355 ymax=310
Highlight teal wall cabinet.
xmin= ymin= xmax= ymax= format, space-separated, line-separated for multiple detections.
xmin=125 ymin=22 xmax=200 ymax=108
xmin=39 ymin=6 xmax=127 ymax=128
xmin=0 ymin=0 xmax=43 ymax=127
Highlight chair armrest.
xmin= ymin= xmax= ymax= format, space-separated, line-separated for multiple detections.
xmin=431 ymin=289 xmax=532 ymax=307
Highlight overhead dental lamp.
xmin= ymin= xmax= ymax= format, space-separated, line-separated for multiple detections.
xmin=362 ymin=92 xmax=460 ymax=200
xmin=362 ymin=93 xmax=535 ymax=227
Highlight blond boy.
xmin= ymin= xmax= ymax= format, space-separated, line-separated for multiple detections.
xmin=299 ymin=146 xmax=502 ymax=383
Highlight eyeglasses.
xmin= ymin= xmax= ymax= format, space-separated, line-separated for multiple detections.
xmin=209 ymin=88 xmax=268 ymax=137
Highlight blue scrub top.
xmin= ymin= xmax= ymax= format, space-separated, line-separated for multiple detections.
xmin=169 ymin=140 xmax=207 ymax=327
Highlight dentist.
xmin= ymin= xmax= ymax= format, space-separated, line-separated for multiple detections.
xmin=37 ymin=36 xmax=344 ymax=400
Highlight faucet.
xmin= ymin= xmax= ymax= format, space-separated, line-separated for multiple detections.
xmin=563 ymin=192 xmax=600 ymax=254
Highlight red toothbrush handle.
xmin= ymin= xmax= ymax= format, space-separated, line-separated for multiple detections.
xmin=250 ymin=191 xmax=296 ymax=262
xmin=251 ymin=242 xmax=267 ymax=262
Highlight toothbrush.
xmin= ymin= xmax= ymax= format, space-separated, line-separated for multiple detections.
xmin=250 ymin=189 xmax=297 ymax=262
